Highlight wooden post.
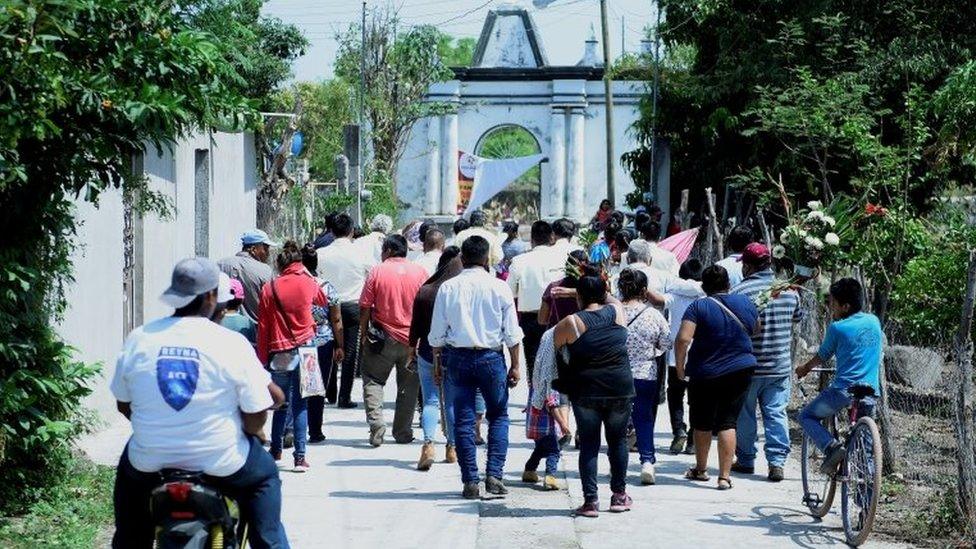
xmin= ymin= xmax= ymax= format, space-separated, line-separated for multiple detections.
xmin=678 ymin=189 xmax=691 ymax=230
xmin=954 ymin=251 xmax=976 ymax=532
xmin=876 ymin=352 xmax=898 ymax=475
xmin=756 ymin=210 xmax=773 ymax=250
xmin=705 ymin=187 xmax=723 ymax=261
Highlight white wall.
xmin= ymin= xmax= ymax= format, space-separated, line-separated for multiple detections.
xmin=59 ymin=131 xmax=258 ymax=423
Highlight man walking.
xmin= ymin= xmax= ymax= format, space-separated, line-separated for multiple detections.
xmin=716 ymin=226 xmax=753 ymax=288
xmin=357 ymin=214 xmax=394 ymax=264
xmin=453 ymin=210 xmax=503 ymax=268
xmin=218 ymin=229 xmax=277 ymax=321
xmin=414 ymin=227 xmax=446 ymax=276
xmin=317 ymin=213 xmax=376 ymax=408
xmin=507 ymin=221 xmax=558 ymax=378
xmin=359 ymin=235 xmax=429 ymax=447
xmin=731 ymin=243 xmax=803 ymax=481
xmin=430 ymin=236 xmax=523 ymax=499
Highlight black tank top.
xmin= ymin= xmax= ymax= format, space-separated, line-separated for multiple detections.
xmin=565 ymin=305 xmax=635 ymax=400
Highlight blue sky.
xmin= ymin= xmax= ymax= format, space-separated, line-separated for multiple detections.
xmin=261 ymin=0 xmax=658 ymax=82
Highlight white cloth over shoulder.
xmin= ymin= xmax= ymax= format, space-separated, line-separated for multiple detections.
xmin=530 ymin=327 xmax=562 ymax=410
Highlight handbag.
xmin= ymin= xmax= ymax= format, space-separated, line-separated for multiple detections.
xmin=297 ymin=347 xmax=326 ymax=398
xmin=364 ymin=322 xmax=388 ymax=354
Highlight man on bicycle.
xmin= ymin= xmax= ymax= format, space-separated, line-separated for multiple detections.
xmin=111 ymin=258 xmax=287 ymax=548
xmin=796 ymin=278 xmax=882 ymax=474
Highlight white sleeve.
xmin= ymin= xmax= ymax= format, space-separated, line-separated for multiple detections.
xmin=109 ymin=350 xmax=131 ymax=402
xmin=500 ymin=283 xmax=525 ymax=347
xmin=507 ymin=257 xmax=521 ymax=294
xmin=428 ymin=286 xmax=450 ymax=348
xmin=228 ymin=334 xmax=273 ymax=413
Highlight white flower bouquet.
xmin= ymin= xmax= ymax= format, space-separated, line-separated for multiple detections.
xmin=777 ymin=197 xmax=854 ymax=276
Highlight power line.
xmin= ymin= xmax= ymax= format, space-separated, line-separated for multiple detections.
xmin=432 ymin=0 xmax=495 ymax=26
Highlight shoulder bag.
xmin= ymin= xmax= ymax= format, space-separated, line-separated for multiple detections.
xmin=269 ymin=280 xmax=326 ymax=398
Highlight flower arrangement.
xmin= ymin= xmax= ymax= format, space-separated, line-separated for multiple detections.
xmin=753 ymin=280 xmax=811 ymax=311
xmin=778 ymin=197 xmax=854 ymax=276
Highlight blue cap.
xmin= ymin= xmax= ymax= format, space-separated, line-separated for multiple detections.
xmin=241 ymin=229 xmax=279 ymax=247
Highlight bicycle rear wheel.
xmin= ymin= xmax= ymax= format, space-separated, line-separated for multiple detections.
xmin=800 ymin=416 xmax=838 ymax=518
xmin=841 ymin=416 xmax=883 ymax=546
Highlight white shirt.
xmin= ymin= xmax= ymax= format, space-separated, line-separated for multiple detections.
xmin=507 ymin=245 xmax=564 ymax=312
xmin=550 ymin=238 xmax=584 ymax=259
xmin=613 ymin=261 xmax=676 ymax=297
xmin=664 ymin=279 xmax=705 ymax=366
xmin=645 ymin=240 xmax=681 ymax=276
xmin=716 ymin=254 xmax=744 ymax=287
xmin=110 ymin=317 xmax=272 ymax=476
xmin=414 ymin=250 xmax=443 ymax=277
xmin=317 ymin=238 xmax=377 ymax=302
xmin=429 ymin=267 xmax=524 ymax=350
xmin=454 ymin=226 xmax=504 ymax=267
xmin=355 ymin=231 xmax=387 ymax=264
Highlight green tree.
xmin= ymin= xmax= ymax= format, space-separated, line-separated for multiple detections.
xmin=271 ymin=80 xmax=355 ymax=181
xmin=437 ymin=34 xmax=476 ymax=67
xmin=0 ymin=0 xmax=255 ymax=512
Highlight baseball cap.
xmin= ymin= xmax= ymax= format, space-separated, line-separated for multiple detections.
xmin=741 ymin=242 xmax=771 ymax=265
xmin=229 ymin=278 xmax=245 ymax=301
xmin=160 ymin=257 xmax=221 ymax=309
xmin=216 ymin=272 xmax=234 ymax=304
xmin=241 ymin=229 xmax=280 ymax=247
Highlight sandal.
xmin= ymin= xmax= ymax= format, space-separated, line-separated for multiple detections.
xmin=717 ymin=477 xmax=733 ymax=490
xmin=684 ymin=467 xmax=709 ymax=481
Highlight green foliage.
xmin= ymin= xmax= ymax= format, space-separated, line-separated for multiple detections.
xmin=0 ymin=457 xmax=114 ymax=548
xmin=272 ymin=80 xmax=355 ymax=180
xmin=437 ymin=34 xmax=476 ymax=67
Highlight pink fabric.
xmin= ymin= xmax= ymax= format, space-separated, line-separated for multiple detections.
xmin=359 ymin=258 xmax=429 ymax=344
xmin=658 ymin=227 xmax=700 ymax=264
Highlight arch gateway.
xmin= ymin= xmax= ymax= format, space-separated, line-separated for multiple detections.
xmin=395 ymin=4 xmax=668 ymax=224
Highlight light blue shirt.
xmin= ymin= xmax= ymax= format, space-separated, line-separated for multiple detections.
xmin=428 ymin=268 xmax=524 ymax=350
xmin=818 ymin=312 xmax=882 ymax=392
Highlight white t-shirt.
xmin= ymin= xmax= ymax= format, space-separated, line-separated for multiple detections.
xmin=111 ymin=316 xmax=273 ymax=477
xmin=716 ymin=254 xmax=744 ymax=288
xmin=507 ymin=245 xmax=564 ymax=312
xmin=317 ymin=237 xmax=377 ymax=303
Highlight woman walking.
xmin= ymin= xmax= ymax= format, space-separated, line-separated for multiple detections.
xmin=674 ymin=265 xmax=759 ymax=490
xmin=257 ymin=241 xmax=328 ymax=472
xmin=554 ymin=275 xmax=634 ymax=517
xmin=618 ymin=268 xmax=671 ymax=485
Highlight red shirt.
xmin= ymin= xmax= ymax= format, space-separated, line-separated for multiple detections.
xmin=359 ymin=258 xmax=428 ymax=345
xmin=257 ymin=262 xmax=326 ymax=365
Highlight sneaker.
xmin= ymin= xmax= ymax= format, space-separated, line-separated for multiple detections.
xmin=293 ymin=457 xmax=311 ymax=473
xmin=609 ymin=492 xmax=633 ymax=513
xmin=445 ymin=444 xmax=457 ymax=464
xmin=484 ymin=476 xmax=508 ymax=498
xmin=819 ymin=442 xmax=847 ymax=475
xmin=768 ymin=466 xmax=784 ymax=482
xmin=543 ymin=475 xmax=560 ymax=491
xmin=336 ymin=400 xmax=358 ymax=409
xmin=462 ymin=482 xmax=480 ymax=500
xmin=417 ymin=442 xmax=435 ymax=471
xmin=640 ymin=462 xmax=656 ymax=485
xmin=574 ymin=501 xmax=599 ymax=518
xmin=683 ymin=439 xmax=696 ymax=455
xmin=308 ymin=434 xmax=326 ymax=444
xmin=670 ymin=434 xmax=687 ymax=455
xmin=522 ymin=469 xmax=540 ymax=483
xmin=369 ymin=427 xmax=385 ymax=448
xmin=731 ymin=462 xmax=755 ymax=475
xmin=475 ymin=434 xmax=486 ymax=446
xmin=270 ymin=450 xmax=281 ymax=462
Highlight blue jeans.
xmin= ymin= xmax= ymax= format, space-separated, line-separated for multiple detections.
xmin=417 ymin=356 xmax=442 ymax=443
xmin=574 ymin=397 xmax=633 ymax=502
xmin=437 ymin=365 xmax=485 ymax=447
xmin=271 ymin=366 xmax=307 ymax=460
xmin=525 ymin=430 xmax=560 ymax=475
xmin=445 ymin=347 xmax=509 ymax=484
xmin=113 ymin=436 xmax=289 ymax=548
xmin=736 ymin=375 xmax=791 ymax=468
xmin=632 ymin=378 xmax=660 ymax=465
xmin=799 ymin=387 xmax=852 ymax=451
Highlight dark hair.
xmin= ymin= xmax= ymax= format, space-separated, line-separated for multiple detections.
xmin=727 ymin=225 xmax=754 ymax=253
xmin=418 ymin=220 xmax=435 ymax=243
xmin=577 ymin=275 xmax=608 ymax=306
xmin=701 ymin=265 xmax=731 ymax=295
xmin=382 ymin=234 xmax=409 ymax=258
xmin=553 ymin=218 xmax=576 ymax=239
xmin=469 ymin=210 xmax=487 ymax=227
xmin=610 ymin=210 xmax=625 ymax=224
xmin=332 ymin=213 xmax=354 ymax=238
xmin=301 ymin=242 xmax=318 ymax=273
xmin=562 ymin=250 xmax=590 ymax=288
xmin=437 ymin=245 xmax=461 ymax=271
xmin=530 ymin=220 xmax=553 ymax=245
xmin=453 ymin=218 xmax=470 ymax=235
xmin=353 ymin=225 xmax=366 ymax=239
xmin=614 ymin=229 xmax=632 ymax=251
xmin=502 ymin=221 xmax=519 ymax=236
xmin=324 ymin=211 xmax=338 ymax=231
xmin=634 ymin=211 xmax=651 ymax=233
xmin=600 ymin=199 xmax=612 ymax=208
xmin=276 ymin=241 xmax=304 ymax=271
xmin=829 ymin=278 xmax=864 ymax=315
xmin=640 ymin=220 xmax=662 ymax=241
xmin=679 ymin=258 xmax=704 ymax=281
xmin=604 ymin=221 xmax=622 ymax=243
xmin=424 ymin=227 xmax=445 ymax=248
xmin=618 ymin=268 xmax=648 ymax=301
xmin=461 ymin=235 xmax=490 ymax=267
xmin=174 ymin=292 xmax=211 ymax=316
xmin=226 ymin=297 xmax=243 ymax=310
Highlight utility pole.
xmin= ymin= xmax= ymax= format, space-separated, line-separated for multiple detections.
xmin=600 ymin=0 xmax=616 ymax=206
xmin=649 ymin=1 xmax=662 ymax=207
xmin=621 ymin=15 xmax=625 ymax=55
xmin=356 ymin=0 xmax=366 ymax=225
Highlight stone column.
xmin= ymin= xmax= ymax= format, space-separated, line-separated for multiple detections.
xmin=566 ymin=107 xmax=586 ymax=220
xmin=440 ymin=111 xmax=459 ymax=216
xmin=425 ymin=116 xmax=441 ymax=215
xmin=544 ymin=107 xmax=566 ymax=218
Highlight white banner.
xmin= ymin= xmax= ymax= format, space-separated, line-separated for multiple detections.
xmin=462 ymin=153 xmax=546 ymax=218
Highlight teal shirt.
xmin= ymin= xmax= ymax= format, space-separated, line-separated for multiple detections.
xmin=818 ymin=312 xmax=882 ymax=392
xmin=221 ymin=312 xmax=257 ymax=346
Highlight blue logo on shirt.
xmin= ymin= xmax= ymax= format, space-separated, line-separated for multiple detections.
xmin=156 ymin=347 xmax=200 ymax=411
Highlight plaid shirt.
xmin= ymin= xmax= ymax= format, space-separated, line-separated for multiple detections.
xmin=526 ymin=390 xmax=562 ymax=440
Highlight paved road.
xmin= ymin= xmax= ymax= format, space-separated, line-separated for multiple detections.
xmin=83 ymin=377 xmax=905 ymax=548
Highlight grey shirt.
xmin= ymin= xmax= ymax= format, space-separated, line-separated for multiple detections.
xmin=218 ymin=251 xmax=273 ymax=321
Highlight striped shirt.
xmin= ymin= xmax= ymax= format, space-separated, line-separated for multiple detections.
xmin=731 ymin=270 xmax=803 ymax=376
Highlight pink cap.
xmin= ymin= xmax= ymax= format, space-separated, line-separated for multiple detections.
xmin=229 ymin=278 xmax=245 ymax=300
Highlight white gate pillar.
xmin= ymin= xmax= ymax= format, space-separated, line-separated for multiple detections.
xmin=425 ymin=116 xmax=441 ymax=215
xmin=566 ymin=107 xmax=586 ymax=220
xmin=544 ymin=107 xmax=567 ymax=218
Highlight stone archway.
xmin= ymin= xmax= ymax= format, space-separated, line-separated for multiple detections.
xmin=474 ymin=124 xmax=542 ymax=224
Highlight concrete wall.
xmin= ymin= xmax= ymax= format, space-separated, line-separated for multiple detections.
xmin=59 ymin=131 xmax=258 ymax=422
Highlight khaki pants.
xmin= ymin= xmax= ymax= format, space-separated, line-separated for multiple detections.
xmin=362 ymin=336 xmax=420 ymax=443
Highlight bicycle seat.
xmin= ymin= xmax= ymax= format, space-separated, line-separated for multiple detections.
xmin=847 ymin=384 xmax=876 ymax=399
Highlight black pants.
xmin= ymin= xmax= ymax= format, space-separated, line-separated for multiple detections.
xmin=666 ymin=365 xmax=688 ymax=437
xmin=307 ymin=341 xmax=335 ymax=438
xmin=519 ymin=311 xmax=545 ymax=382
xmin=573 ymin=397 xmax=633 ymax=503
xmin=327 ymin=301 xmax=359 ymax=403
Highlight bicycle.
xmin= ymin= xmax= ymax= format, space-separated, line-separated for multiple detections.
xmin=799 ymin=367 xmax=883 ymax=547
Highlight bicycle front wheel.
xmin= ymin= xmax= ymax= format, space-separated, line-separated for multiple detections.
xmin=841 ymin=416 xmax=883 ymax=546
xmin=800 ymin=416 xmax=838 ymax=518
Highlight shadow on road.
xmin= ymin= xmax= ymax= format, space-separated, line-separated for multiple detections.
xmin=699 ymin=505 xmax=845 ymax=548
xmin=328 ymin=458 xmax=417 ymax=470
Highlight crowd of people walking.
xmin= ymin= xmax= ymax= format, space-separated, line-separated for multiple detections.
xmin=108 ymin=201 xmax=883 ymax=547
